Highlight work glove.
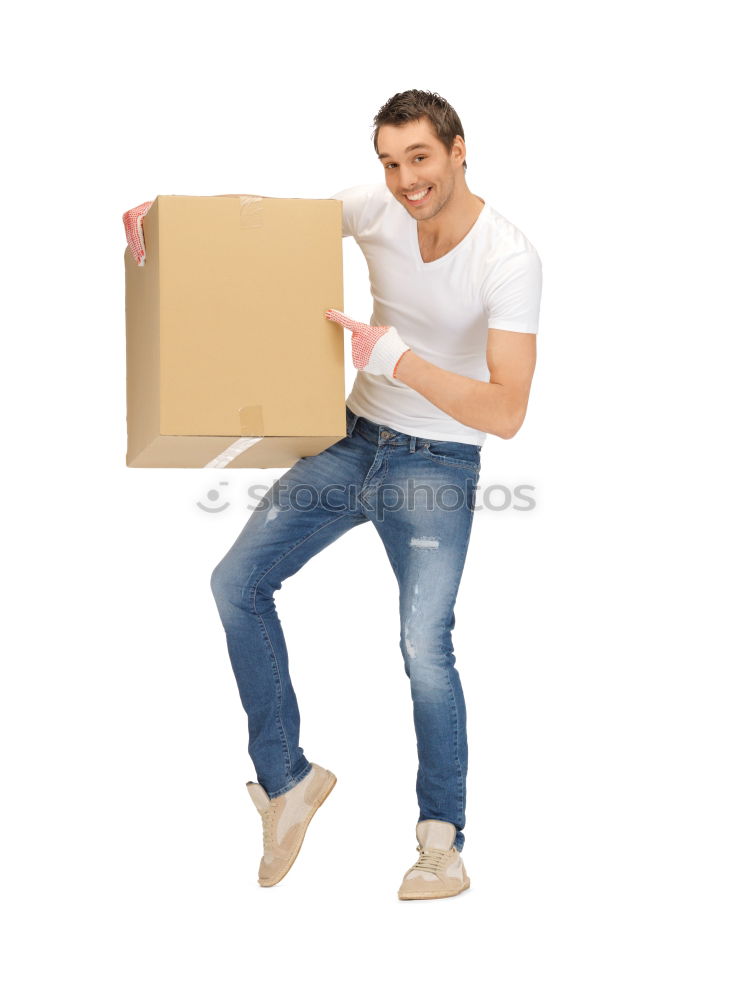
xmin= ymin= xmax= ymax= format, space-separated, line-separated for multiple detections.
xmin=122 ymin=200 xmax=154 ymax=265
xmin=325 ymin=308 xmax=411 ymax=378
xmin=123 ymin=195 xmax=244 ymax=265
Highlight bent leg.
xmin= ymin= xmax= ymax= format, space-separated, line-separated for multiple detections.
xmin=210 ymin=453 xmax=368 ymax=797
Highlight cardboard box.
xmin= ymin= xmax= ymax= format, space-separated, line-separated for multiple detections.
xmin=125 ymin=194 xmax=345 ymax=468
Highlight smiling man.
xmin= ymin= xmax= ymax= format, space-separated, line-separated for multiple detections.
xmin=210 ymin=89 xmax=542 ymax=900
xmin=326 ymin=96 xmax=541 ymax=444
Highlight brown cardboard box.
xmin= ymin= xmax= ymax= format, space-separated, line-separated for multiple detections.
xmin=125 ymin=194 xmax=345 ymax=468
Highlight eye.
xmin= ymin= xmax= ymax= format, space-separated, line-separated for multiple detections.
xmin=385 ymin=156 xmax=426 ymax=169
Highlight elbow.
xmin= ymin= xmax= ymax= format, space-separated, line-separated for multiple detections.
xmin=489 ymin=422 xmax=518 ymax=440
xmin=499 ymin=408 xmax=526 ymax=439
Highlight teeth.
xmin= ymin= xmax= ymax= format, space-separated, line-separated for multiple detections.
xmin=406 ymin=188 xmax=430 ymax=201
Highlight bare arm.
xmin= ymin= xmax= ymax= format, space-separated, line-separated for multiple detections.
xmin=394 ymin=328 xmax=537 ymax=438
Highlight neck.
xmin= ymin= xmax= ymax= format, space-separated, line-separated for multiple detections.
xmin=418 ymin=183 xmax=484 ymax=244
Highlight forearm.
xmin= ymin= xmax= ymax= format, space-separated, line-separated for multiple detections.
xmin=394 ymin=350 xmax=516 ymax=438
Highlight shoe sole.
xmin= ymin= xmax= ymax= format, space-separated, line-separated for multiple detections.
xmin=398 ymin=877 xmax=471 ymax=900
xmin=258 ymin=771 xmax=337 ymax=887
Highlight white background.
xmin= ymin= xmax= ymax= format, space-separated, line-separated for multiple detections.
xmin=2 ymin=1 xmax=730 ymax=997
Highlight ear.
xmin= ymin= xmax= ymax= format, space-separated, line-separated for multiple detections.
xmin=452 ymin=135 xmax=466 ymax=167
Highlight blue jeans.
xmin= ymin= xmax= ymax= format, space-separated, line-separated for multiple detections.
xmin=210 ymin=405 xmax=481 ymax=852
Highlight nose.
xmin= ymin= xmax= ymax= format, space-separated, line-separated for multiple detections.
xmin=400 ymin=165 xmax=418 ymax=189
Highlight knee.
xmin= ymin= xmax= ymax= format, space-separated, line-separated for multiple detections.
xmin=403 ymin=653 xmax=451 ymax=698
xmin=400 ymin=613 xmax=430 ymax=659
xmin=210 ymin=556 xmax=272 ymax=616
xmin=399 ymin=617 xmax=452 ymax=679
xmin=210 ymin=559 xmax=239 ymax=610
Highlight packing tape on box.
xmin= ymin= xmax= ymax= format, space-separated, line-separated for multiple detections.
xmin=239 ymin=195 xmax=264 ymax=229
xmin=205 ymin=437 xmax=264 ymax=468
xmin=238 ymin=405 xmax=264 ymax=435
xmin=204 ymin=404 xmax=266 ymax=467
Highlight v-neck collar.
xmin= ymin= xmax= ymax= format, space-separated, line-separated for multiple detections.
xmin=411 ymin=198 xmax=487 ymax=268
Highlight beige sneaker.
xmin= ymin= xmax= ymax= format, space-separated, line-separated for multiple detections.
xmin=246 ymin=763 xmax=337 ymax=887
xmin=397 ymin=819 xmax=471 ymax=900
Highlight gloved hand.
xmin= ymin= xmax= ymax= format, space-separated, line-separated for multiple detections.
xmin=122 ymin=200 xmax=154 ymax=265
xmin=325 ymin=308 xmax=411 ymax=378
xmin=123 ymin=195 xmax=241 ymax=265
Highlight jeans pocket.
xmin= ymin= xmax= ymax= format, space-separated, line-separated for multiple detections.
xmin=423 ymin=441 xmax=481 ymax=474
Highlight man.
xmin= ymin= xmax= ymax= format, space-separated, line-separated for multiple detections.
xmin=210 ymin=89 xmax=542 ymax=900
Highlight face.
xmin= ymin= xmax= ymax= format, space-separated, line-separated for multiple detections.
xmin=376 ymin=116 xmax=465 ymax=220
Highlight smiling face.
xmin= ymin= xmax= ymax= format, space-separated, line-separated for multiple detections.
xmin=376 ymin=116 xmax=466 ymax=221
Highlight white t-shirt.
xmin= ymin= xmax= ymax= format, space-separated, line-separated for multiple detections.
xmin=330 ymin=182 xmax=542 ymax=445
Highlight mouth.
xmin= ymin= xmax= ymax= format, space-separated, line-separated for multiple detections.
xmin=404 ymin=186 xmax=432 ymax=206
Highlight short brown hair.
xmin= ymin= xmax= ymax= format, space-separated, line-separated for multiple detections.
xmin=372 ymin=89 xmax=468 ymax=172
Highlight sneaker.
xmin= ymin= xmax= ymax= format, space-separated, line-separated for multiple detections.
xmin=246 ymin=763 xmax=336 ymax=887
xmin=397 ymin=819 xmax=470 ymax=900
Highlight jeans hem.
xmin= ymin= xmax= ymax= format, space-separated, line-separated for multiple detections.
xmin=267 ymin=760 xmax=313 ymax=799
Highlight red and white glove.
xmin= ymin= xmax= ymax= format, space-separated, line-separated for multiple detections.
xmin=122 ymin=200 xmax=154 ymax=266
xmin=325 ymin=308 xmax=411 ymax=378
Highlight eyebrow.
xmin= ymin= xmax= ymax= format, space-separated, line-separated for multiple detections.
xmin=377 ymin=143 xmax=432 ymax=161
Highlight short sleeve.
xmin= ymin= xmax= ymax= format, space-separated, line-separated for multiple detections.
xmin=483 ymin=249 xmax=543 ymax=334
xmin=329 ymin=184 xmax=375 ymax=239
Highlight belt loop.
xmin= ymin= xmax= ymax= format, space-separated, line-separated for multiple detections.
xmin=409 ymin=435 xmax=417 ymax=453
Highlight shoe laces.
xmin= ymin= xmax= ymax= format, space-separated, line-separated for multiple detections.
xmin=412 ymin=846 xmax=450 ymax=873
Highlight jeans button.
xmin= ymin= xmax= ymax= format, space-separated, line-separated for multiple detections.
xmin=381 ymin=431 xmax=390 ymax=439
